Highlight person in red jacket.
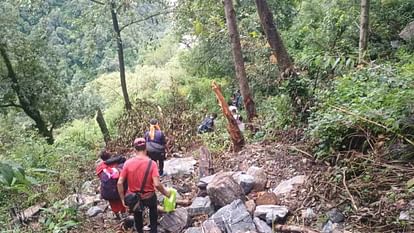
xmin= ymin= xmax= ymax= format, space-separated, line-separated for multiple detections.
xmin=95 ymin=150 xmax=126 ymax=216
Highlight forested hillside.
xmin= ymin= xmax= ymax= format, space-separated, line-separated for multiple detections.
xmin=1 ymin=0 xmax=413 ymax=232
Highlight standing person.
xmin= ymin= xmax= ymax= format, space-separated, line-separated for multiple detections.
xmin=117 ymin=138 xmax=171 ymax=233
xmin=229 ymin=106 xmax=244 ymax=132
xmin=96 ymin=150 xmax=127 ymax=216
xmin=144 ymin=119 xmax=166 ymax=176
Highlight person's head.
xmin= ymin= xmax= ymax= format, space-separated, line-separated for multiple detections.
xmin=133 ymin=138 xmax=146 ymax=152
xmin=99 ymin=149 xmax=112 ymax=161
xmin=149 ymin=118 xmax=158 ymax=126
xmin=149 ymin=118 xmax=161 ymax=140
xmin=211 ymin=113 xmax=217 ymax=119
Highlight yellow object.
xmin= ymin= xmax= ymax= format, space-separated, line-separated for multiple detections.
xmin=163 ymin=188 xmax=177 ymax=213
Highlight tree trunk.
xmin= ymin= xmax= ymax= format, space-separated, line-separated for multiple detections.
xmin=110 ymin=1 xmax=132 ymax=111
xmin=358 ymin=0 xmax=370 ymax=64
xmin=223 ymin=0 xmax=257 ymax=123
xmin=212 ymin=81 xmax=244 ymax=152
xmin=96 ymin=107 xmax=111 ymax=144
xmin=255 ymin=0 xmax=293 ymax=77
xmin=0 ymin=46 xmax=54 ymax=144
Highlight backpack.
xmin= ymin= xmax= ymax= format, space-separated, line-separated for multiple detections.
xmin=100 ymin=163 xmax=126 ymax=201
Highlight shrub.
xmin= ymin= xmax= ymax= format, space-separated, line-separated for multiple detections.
xmin=308 ymin=64 xmax=414 ymax=158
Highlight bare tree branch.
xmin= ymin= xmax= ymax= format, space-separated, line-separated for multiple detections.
xmin=119 ymin=9 xmax=174 ymax=32
xmin=0 ymin=102 xmax=22 ymax=108
xmin=90 ymin=0 xmax=105 ymax=5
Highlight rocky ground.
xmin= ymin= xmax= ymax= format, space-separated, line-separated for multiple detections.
xmin=19 ymin=139 xmax=414 ymax=232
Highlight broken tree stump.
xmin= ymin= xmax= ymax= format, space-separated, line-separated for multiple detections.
xmin=212 ymin=81 xmax=245 ymax=152
xmin=199 ymin=146 xmax=214 ymax=178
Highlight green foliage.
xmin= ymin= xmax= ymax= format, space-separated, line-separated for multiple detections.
xmin=308 ymin=64 xmax=414 ymax=157
xmin=253 ymin=95 xmax=295 ymax=141
xmin=40 ymin=201 xmax=79 ymax=233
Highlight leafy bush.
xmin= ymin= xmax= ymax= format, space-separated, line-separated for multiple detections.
xmin=308 ymin=64 xmax=414 ymax=158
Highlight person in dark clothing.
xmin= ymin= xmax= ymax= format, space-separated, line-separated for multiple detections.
xmin=144 ymin=119 xmax=166 ymax=176
xmin=197 ymin=113 xmax=217 ymax=134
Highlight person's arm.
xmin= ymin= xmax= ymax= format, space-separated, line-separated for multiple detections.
xmin=117 ymin=177 xmax=127 ymax=207
xmin=153 ymin=176 xmax=171 ymax=197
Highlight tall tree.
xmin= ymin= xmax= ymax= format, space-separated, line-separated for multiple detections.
xmin=222 ymin=0 xmax=257 ymax=122
xmin=255 ymin=0 xmax=293 ymax=77
xmin=0 ymin=45 xmax=54 ymax=144
xmin=358 ymin=0 xmax=370 ymax=64
xmin=91 ymin=0 xmax=132 ymax=111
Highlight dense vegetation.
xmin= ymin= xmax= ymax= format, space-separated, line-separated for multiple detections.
xmin=0 ymin=0 xmax=413 ymax=232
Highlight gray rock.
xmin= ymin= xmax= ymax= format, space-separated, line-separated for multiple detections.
xmin=81 ymin=180 xmax=96 ymax=195
xmin=159 ymin=208 xmax=190 ymax=232
xmin=400 ymin=21 xmax=414 ymax=41
xmin=198 ymin=174 xmax=216 ymax=189
xmin=184 ymin=227 xmax=203 ymax=233
xmin=273 ymin=175 xmax=306 ymax=196
xmin=188 ymin=196 xmax=214 ymax=217
xmin=399 ymin=211 xmax=410 ymax=221
xmin=253 ymin=217 xmax=272 ymax=233
xmin=207 ymin=172 xmax=245 ymax=208
xmin=327 ymin=208 xmax=345 ymax=223
xmin=87 ymin=206 xmax=103 ymax=217
xmin=164 ymin=157 xmax=197 ymax=177
xmin=202 ymin=219 xmax=222 ymax=233
xmin=239 ymin=174 xmax=255 ymax=194
xmin=63 ymin=194 xmax=99 ymax=209
xmin=210 ymin=199 xmax=256 ymax=233
xmin=246 ymin=166 xmax=267 ymax=192
xmin=322 ymin=220 xmax=345 ymax=233
xmin=254 ymin=205 xmax=289 ymax=224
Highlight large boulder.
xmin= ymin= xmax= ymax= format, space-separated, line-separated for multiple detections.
xmin=210 ymin=199 xmax=256 ymax=233
xmin=273 ymin=175 xmax=306 ymax=196
xmin=246 ymin=166 xmax=267 ymax=192
xmin=159 ymin=208 xmax=190 ymax=232
xmin=254 ymin=205 xmax=289 ymax=224
xmin=188 ymin=196 xmax=214 ymax=217
xmin=207 ymin=172 xmax=245 ymax=208
xmin=400 ymin=21 xmax=414 ymax=41
xmin=164 ymin=157 xmax=197 ymax=177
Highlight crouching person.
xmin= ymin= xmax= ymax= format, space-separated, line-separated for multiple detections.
xmin=117 ymin=138 xmax=171 ymax=233
xmin=96 ymin=150 xmax=127 ymax=216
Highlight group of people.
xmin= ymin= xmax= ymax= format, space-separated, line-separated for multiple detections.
xmin=197 ymin=90 xmax=244 ymax=134
xmin=95 ymin=90 xmax=243 ymax=232
xmin=96 ymin=119 xmax=168 ymax=233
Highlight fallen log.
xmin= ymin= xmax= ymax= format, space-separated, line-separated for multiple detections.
xmin=11 ymin=202 xmax=46 ymax=225
xmin=273 ymin=224 xmax=319 ymax=233
xmin=211 ymin=81 xmax=244 ymax=152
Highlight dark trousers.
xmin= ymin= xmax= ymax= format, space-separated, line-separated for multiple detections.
xmin=147 ymin=151 xmax=165 ymax=175
xmin=133 ymin=194 xmax=157 ymax=233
